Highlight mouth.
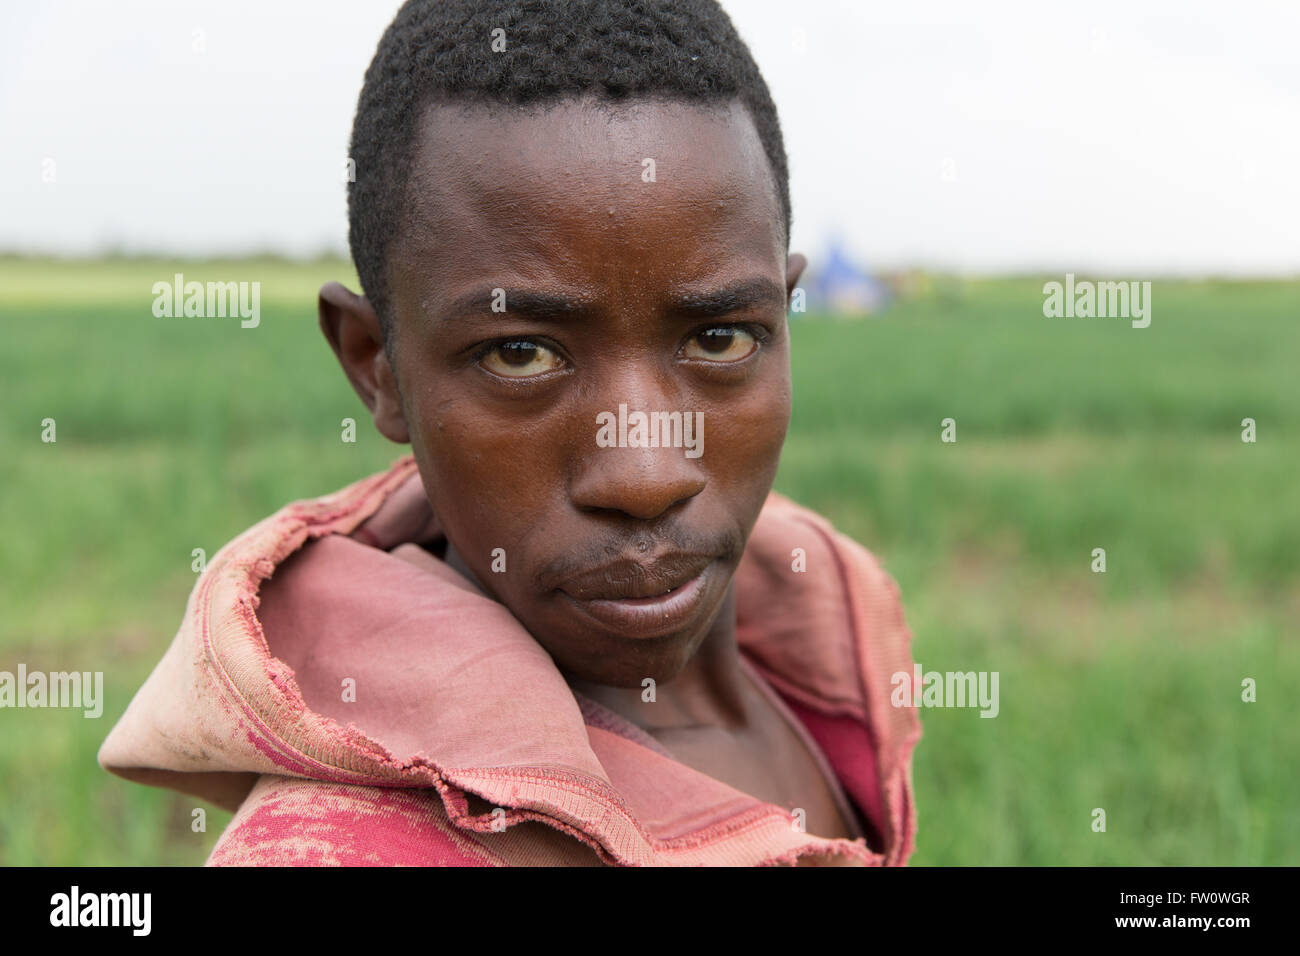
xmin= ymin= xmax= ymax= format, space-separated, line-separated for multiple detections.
xmin=555 ymin=553 xmax=718 ymax=640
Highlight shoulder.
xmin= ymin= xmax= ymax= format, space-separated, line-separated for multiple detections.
xmin=206 ymin=775 xmax=495 ymax=866
xmin=206 ymin=775 xmax=604 ymax=867
xmin=736 ymin=491 xmax=922 ymax=865
xmin=737 ymin=490 xmax=915 ymax=705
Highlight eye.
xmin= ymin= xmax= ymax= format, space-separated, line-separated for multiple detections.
xmin=682 ymin=326 xmax=759 ymax=363
xmin=478 ymin=339 xmax=565 ymax=378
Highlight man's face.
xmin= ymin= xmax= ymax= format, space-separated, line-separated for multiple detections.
xmin=381 ymin=97 xmax=800 ymax=687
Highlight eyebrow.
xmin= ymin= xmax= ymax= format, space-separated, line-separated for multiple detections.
xmin=437 ymin=277 xmax=788 ymax=322
xmin=439 ymin=289 xmax=592 ymax=321
xmin=672 ymin=277 xmax=789 ymax=317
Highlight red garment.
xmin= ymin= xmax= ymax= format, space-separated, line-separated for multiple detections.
xmin=98 ymin=456 xmax=922 ymax=866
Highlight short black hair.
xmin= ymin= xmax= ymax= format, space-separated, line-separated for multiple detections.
xmin=347 ymin=0 xmax=791 ymax=338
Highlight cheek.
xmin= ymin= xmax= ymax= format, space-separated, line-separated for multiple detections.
xmin=407 ymin=396 xmax=566 ymax=573
xmin=705 ymin=371 xmax=791 ymax=491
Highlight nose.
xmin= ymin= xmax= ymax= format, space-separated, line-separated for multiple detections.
xmin=569 ymin=405 xmax=706 ymax=521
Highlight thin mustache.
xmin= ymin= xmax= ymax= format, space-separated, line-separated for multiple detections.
xmin=533 ymin=527 xmax=739 ymax=593
xmin=560 ymin=554 xmax=714 ymax=601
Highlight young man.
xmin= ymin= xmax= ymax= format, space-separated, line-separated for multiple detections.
xmin=99 ymin=0 xmax=921 ymax=866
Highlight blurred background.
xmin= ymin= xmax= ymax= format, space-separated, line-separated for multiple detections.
xmin=1 ymin=0 xmax=1296 ymax=864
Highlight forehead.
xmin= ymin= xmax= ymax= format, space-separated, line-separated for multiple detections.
xmin=389 ymin=97 xmax=785 ymax=310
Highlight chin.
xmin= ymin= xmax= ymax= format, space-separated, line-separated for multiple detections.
xmin=544 ymin=624 xmax=706 ymax=688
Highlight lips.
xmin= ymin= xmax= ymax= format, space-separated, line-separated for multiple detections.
xmin=555 ymin=552 xmax=719 ymax=639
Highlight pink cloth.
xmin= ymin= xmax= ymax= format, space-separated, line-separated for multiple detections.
xmin=98 ymin=456 xmax=922 ymax=866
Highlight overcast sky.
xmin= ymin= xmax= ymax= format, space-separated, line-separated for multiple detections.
xmin=2 ymin=0 xmax=1297 ymax=274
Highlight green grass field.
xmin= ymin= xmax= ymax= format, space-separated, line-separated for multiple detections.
xmin=1 ymin=256 xmax=1295 ymax=865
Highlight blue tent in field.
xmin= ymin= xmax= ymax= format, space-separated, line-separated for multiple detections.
xmin=808 ymin=236 xmax=890 ymax=317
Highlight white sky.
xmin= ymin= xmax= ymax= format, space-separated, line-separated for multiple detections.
xmin=1 ymin=0 xmax=1297 ymax=275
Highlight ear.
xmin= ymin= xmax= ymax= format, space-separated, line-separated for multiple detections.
xmin=785 ymin=252 xmax=808 ymax=300
xmin=318 ymin=281 xmax=410 ymax=444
